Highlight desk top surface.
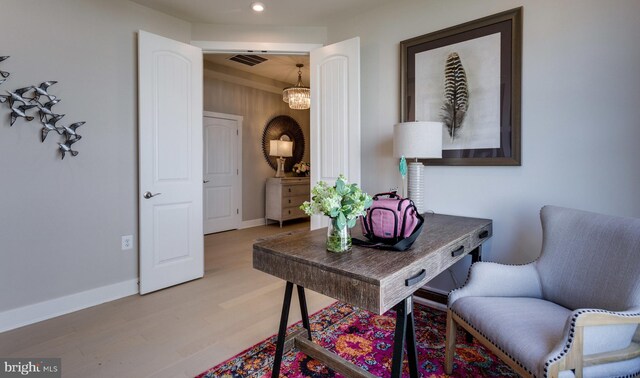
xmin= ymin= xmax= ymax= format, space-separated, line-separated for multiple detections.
xmin=253 ymin=213 xmax=491 ymax=285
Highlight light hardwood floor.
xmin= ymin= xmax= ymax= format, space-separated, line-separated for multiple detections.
xmin=0 ymin=220 xmax=334 ymax=378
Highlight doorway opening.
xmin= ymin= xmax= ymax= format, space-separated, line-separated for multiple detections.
xmin=138 ymin=35 xmax=360 ymax=294
xmin=202 ymin=52 xmax=311 ymax=234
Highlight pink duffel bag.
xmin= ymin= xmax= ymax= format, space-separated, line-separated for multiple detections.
xmin=355 ymin=192 xmax=424 ymax=251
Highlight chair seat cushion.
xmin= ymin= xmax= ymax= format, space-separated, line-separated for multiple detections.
xmin=451 ymin=296 xmax=571 ymax=377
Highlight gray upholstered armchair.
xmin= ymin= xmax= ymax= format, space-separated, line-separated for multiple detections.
xmin=445 ymin=206 xmax=640 ymax=378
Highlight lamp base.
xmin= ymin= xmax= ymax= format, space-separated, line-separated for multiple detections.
xmin=275 ymin=157 xmax=286 ymax=178
xmin=407 ymin=161 xmax=425 ymax=214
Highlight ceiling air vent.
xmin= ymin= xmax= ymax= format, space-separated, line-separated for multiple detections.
xmin=228 ymin=54 xmax=268 ymax=67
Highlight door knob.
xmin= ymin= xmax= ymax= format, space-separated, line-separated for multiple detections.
xmin=203 ymin=180 xmax=210 ymax=184
xmin=143 ymin=191 xmax=162 ymax=199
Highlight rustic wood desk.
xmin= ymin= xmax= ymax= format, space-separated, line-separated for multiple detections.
xmin=253 ymin=213 xmax=492 ymax=378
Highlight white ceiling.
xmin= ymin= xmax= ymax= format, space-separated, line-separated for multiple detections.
xmin=204 ymin=54 xmax=309 ymax=84
xmin=133 ymin=0 xmax=389 ymax=83
xmin=130 ymin=0 xmax=390 ymax=26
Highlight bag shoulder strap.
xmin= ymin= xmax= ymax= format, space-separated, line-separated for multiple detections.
xmin=372 ymin=191 xmax=399 ymax=200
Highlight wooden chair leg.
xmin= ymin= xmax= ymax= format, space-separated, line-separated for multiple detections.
xmin=547 ymin=363 xmax=560 ymax=378
xmin=573 ymin=326 xmax=584 ymax=378
xmin=445 ymin=309 xmax=457 ymax=374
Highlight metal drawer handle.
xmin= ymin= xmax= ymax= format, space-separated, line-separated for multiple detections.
xmin=478 ymin=230 xmax=489 ymax=239
xmin=451 ymin=245 xmax=465 ymax=257
xmin=405 ymin=269 xmax=426 ymax=286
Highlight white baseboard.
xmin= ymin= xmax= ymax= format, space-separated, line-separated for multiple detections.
xmin=240 ymin=218 xmax=267 ymax=229
xmin=0 ymin=279 xmax=138 ymax=333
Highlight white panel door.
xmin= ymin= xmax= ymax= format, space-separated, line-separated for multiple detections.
xmin=138 ymin=30 xmax=203 ymax=295
xmin=203 ymin=112 xmax=242 ymax=234
xmin=310 ymin=37 xmax=361 ymax=230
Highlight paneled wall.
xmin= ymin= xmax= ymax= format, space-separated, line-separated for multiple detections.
xmin=203 ymin=63 xmax=310 ymax=222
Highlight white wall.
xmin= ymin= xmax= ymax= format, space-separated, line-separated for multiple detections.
xmin=326 ymin=0 xmax=640 ymax=289
xmin=191 ymin=23 xmax=326 ymax=44
xmin=0 ymin=0 xmax=190 ymax=315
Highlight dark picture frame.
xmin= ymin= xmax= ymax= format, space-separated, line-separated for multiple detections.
xmin=400 ymin=7 xmax=522 ymax=166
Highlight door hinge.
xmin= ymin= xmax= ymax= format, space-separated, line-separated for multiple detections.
xmin=237 ymin=169 xmax=239 ymax=175
xmin=237 ymin=209 xmax=239 ymax=214
xmin=236 ymin=129 xmax=239 ymax=135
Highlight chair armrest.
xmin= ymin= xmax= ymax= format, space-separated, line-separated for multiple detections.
xmin=576 ymin=308 xmax=640 ymax=357
xmin=575 ymin=309 xmax=640 ymax=327
xmin=546 ymin=308 xmax=640 ymax=377
xmin=448 ymin=262 xmax=542 ymax=306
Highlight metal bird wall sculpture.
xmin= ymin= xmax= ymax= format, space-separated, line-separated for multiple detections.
xmin=61 ymin=121 xmax=85 ymax=138
xmin=37 ymin=98 xmax=61 ymax=120
xmin=0 ymin=86 xmax=33 ymax=107
xmin=10 ymin=104 xmax=37 ymax=126
xmin=32 ymin=81 xmax=57 ymax=102
xmin=441 ymin=52 xmax=469 ymax=141
xmin=58 ymin=134 xmax=81 ymax=159
xmin=0 ymin=56 xmax=9 ymax=85
xmin=41 ymin=114 xmax=65 ymax=142
xmin=0 ymin=64 xmax=87 ymax=159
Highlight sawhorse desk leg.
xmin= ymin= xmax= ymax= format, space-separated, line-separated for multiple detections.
xmin=272 ymin=282 xmax=312 ymax=378
xmin=391 ymin=295 xmax=419 ymax=378
xmin=271 ymin=286 xmax=419 ymax=378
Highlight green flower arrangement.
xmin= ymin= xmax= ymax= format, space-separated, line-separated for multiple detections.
xmin=300 ymin=174 xmax=373 ymax=230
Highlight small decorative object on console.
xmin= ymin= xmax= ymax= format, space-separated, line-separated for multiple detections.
xmin=293 ymin=161 xmax=309 ymax=176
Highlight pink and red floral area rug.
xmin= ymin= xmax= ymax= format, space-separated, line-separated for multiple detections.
xmin=196 ymin=302 xmax=517 ymax=377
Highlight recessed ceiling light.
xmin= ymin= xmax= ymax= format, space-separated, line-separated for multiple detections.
xmin=251 ymin=2 xmax=265 ymax=12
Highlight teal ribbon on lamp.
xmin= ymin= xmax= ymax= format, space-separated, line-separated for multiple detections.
xmin=393 ymin=122 xmax=443 ymax=214
xmin=399 ymin=156 xmax=408 ymax=197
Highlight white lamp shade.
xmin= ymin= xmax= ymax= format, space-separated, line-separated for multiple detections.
xmin=393 ymin=121 xmax=443 ymax=159
xmin=269 ymin=140 xmax=293 ymax=157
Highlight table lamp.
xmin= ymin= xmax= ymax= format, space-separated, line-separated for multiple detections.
xmin=393 ymin=121 xmax=443 ymax=214
xmin=269 ymin=138 xmax=293 ymax=178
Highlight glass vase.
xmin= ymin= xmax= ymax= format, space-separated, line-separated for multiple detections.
xmin=326 ymin=218 xmax=352 ymax=253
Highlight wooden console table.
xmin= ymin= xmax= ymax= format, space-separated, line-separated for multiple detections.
xmin=253 ymin=213 xmax=492 ymax=378
xmin=265 ymin=177 xmax=310 ymax=227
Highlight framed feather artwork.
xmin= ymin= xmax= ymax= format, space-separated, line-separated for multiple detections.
xmin=400 ymin=7 xmax=522 ymax=166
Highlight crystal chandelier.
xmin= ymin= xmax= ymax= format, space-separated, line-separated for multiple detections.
xmin=283 ymin=64 xmax=310 ymax=110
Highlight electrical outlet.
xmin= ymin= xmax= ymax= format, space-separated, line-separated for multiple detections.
xmin=121 ymin=235 xmax=133 ymax=250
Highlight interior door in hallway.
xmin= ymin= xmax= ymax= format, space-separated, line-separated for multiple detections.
xmin=138 ymin=30 xmax=203 ymax=294
xmin=203 ymin=112 xmax=242 ymax=234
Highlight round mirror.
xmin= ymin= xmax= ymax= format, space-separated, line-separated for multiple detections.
xmin=261 ymin=115 xmax=305 ymax=172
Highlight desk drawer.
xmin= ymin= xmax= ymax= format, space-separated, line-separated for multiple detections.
xmin=381 ymin=235 xmax=471 ymax=310
xmin=282 ymin=185 xmax=309 ymax=197
xmin=442 ymin=236 xmax=472 ymax=264
xmin=471 ymin=223 xmax=492 ymax=248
